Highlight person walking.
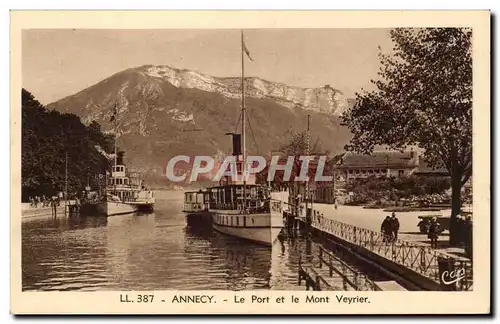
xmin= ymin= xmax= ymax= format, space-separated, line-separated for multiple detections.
xmin=381 ymin=216 xmax=392 ymax=243
xmin=50 ymin=197 xmax=57 ymax=218
xmin=428 ymin=217 xmax=440 ymax=248
xmin=390 ymin=212 xmax=400 ymax=242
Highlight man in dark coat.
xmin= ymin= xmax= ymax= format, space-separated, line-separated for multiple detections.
xmin=390 ymin=212 xmax=400 ymax=242
xmin=381 ymin=216 xmax=392 ymax=243
xmin=428 ymin=217 xmax=440 ymax=248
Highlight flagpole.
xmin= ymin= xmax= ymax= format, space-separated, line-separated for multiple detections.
xmin=241 ymin=30 xmax=247 ymax=212
xmin=114 ymin=102 xmax=118 ymax=168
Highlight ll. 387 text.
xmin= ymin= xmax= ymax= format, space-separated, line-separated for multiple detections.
xmin=120 ymin=294 xmax=155 ymax=303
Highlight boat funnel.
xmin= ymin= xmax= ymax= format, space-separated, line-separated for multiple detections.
xmin=230 ymin=134 xmax=242 ymax=156
xmin=117 ymin=151 xmax=125 ymax=165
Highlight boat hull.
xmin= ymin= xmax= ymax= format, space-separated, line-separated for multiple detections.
xmin=97 ymin=201 xmax=153 ymax=216
xmin=212 ymin=222 xmax=283 ymax=246
xmin=210 ymin=211 xmax=283 ymax=246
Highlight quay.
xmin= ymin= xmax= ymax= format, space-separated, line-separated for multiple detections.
xmin=286 ymin=203 xmax=473 ymax=291
xmin=21 ymin=200 xmax=81 ymax=219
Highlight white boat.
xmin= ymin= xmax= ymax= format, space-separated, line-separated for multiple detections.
xmin=182 ymin=31 xmax=288 ymax=245
xmin=207 ymin=185 xmax=287 ymax=246
xmin=97 ymin=163 xmax=155 ymax=216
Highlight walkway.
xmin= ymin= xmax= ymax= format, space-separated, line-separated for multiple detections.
xmin=294 ymin=203 xmax=472 ymax=291
xmin=310 ymin=204 xmax=467 ymax=258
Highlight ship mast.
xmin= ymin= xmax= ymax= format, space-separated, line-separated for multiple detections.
xmin=113 ymin=101 xmax=118 ymax=194
xmin=241 ymin=30 xmax=247 ymax=212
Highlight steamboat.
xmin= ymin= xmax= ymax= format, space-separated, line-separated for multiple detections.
xmin=183 ymin=30 xmax=287 ymax=245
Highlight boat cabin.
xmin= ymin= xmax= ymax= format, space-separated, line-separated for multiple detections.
xmin=183 ymin=190 xmax=209 ymax=213
xmin=107 ymin=165 xmax=142 ymax=188
xmin=207 ymin=184 xmax=270 ymax=213
xmin=105 ymin=164 xmax=154 ymax=203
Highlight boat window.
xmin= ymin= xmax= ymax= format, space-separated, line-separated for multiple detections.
xmin=236 ymin=217 xmax=239 ymax=226
xmin=231 ymin=217 xmax=233 ymax=226
xmin=243 ymin=216 xmax=246 ymax=227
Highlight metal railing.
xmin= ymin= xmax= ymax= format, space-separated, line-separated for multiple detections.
xmin=317 ymin=246 xmax=381 ymax=291
xmin=311 ymin=215 xmax=473 ymax=291
xmin=298 ymin=245 xmax=381 ymax=291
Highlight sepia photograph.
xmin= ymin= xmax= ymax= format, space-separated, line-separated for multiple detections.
xmin=10 ymin=10 xmax=490 ymax=315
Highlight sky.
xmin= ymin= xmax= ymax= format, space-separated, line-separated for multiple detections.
xmin=22 ymin=29 xmax=394 ymax=105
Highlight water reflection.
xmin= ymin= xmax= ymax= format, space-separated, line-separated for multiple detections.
xmin=22 ymin=191 xmax=375 ymax=291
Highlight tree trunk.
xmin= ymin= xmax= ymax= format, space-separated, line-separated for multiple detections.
xmin=449 ymin=171 xmax=462 ymax=246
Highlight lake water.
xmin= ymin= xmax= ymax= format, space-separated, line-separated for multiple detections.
xmin=22 ymin=191 xmax=375 ymax=291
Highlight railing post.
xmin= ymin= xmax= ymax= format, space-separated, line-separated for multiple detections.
xmin=420 ymin=247 xmax=426 ymax=270
xmin=329 ymin=254 xmax=333 ymax=277
xmin=353 ymin=272 xmax=359 ymax=290
xmin=318 ymin=248 xmax=323 ymax=268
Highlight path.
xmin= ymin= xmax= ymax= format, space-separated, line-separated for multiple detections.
xmin=309 ymin=204 xmax=466 ymax=258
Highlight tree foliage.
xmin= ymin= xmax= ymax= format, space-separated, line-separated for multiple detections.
xmin=21 ymin=89 xmax=114 ymax=200
xmin=340 ymin=28 xmax=472 ymax=244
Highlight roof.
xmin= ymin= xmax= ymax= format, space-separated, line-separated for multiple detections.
xmin=337 ymin=151 xmax=419 ymax=169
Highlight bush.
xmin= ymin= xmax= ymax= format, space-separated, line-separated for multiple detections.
xmin=345 ymin=175 xmax=451 ymax=205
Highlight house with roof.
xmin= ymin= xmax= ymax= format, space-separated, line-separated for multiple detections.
xmin=335 ymin=150 xmax=418 ymax=182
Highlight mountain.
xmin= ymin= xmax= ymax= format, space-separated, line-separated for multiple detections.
xmin=47 ymin=65 xmax=353 ymax=182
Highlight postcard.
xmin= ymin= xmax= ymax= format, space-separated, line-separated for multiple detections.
xmin=10 ymin=10 xmax=490 ymax=315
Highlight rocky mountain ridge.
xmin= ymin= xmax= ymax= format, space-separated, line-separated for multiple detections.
xmin=47 ymin=64 xmax=353 ymax=181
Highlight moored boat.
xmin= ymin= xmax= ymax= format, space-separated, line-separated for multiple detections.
xmin=207 ymin=184 xmax=286 ymax=246
xmin=97 ymin=162 xmax=155 ymax=216
xmin=182 ymin=30 xmax=287 ymax=245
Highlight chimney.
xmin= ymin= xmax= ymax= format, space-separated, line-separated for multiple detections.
xmin=231 ymin=134 xmax=242 ymax=156
xmin=117 ymin=151 xmax=125 ymax=165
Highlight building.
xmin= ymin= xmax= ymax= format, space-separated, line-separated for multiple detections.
xmin=335 ymin=150 xmax=423 ymax=182
xmin=413 ymin=159 xmax=449 ymax=177
xmin=265 ymin=149 xmax=450 ymax=205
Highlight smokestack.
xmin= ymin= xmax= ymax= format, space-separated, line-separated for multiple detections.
xmin=117 ymin=151 xmax=125 ymax=165
xmin=232 ymin=134 xmax=242 ymax=156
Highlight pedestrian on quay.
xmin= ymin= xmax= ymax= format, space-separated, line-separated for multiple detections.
xmin=455 ymin=214 xmax=465 ymax=246
xmin=50 ymin=197 xmax=57 ymax=218
xmin=381 ymin=216 xmax=392 ymax=243
xmin=390 ymin=212 xmax=400 ymax=242
xmin=428 ymin=217 xmax=440 ymax=248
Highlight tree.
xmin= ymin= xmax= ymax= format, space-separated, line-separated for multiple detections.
xmin=340 ymin=28 xmax=472 ymax=245
xmin=22 ymin=89 xmax=112 ymax=200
